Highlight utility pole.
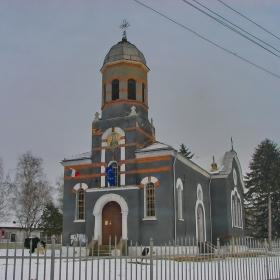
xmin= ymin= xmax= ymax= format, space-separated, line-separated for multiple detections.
xmin=268 ymin=192 xmax=272 ymax=251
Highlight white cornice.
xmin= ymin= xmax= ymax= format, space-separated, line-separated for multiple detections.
xmin=87 ymin=186 xmax=139 ymax=192
xmin=210 ymin=174 xmax=228 ymax=179
xmin=136 ymin=149 xmax=173 ymax=158
xmin=100 ymin=59 xmax=150 ymax=74
xmin=60 ymin=159 xmax=92 ymax=167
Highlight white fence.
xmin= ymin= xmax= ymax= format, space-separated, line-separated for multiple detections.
xmin=0 ymin=236 xmax=280 ymax=280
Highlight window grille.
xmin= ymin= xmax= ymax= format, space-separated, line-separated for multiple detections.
xmin=77 ymin=189 xmax=85 ymax=220
xmin=111 ymin=162 xmax=119 ymax=187
xmin=146 ymin=183 xmax=155 ymax=217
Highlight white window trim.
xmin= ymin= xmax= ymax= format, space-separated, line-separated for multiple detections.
xmin=176 ymin=178 xmax=184 ymax=221
xmin=101 ymin=127 xmax=126 ymax=187
xmin=195 ymin=184 xmax=206 ymax=242
xmin=76 ymin=189 xmax=85 ymax=220
xmin=87 ymin=186 xmax=139 ymax=192
xmin=144 ymin=182 xmax=156 ymax=219
xmin=73 ymin=183 xmax=88 ymax=221
xmin=140 ymin=177 xmax=159 ymax=220
xmin=107 ymin=161 xmax=118 ymax=187
xmin=142 ymin=217 xmax=157 ymax=221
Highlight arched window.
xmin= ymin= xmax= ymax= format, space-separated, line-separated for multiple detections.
xmin=232 ymin=196 xmax=236 ymax=227
xmin=237 ymin=200 xmax=241 ymax=227
xmin=195 ymin=184 xmax=206 ymax=242
xmin=112 ymin=79 xmax=119 ymax=100
xmin=197 ymin=205 xmax=205 ymax=243
xmin=142 ymin=83 xmax=145 ymax=103
xmin=77 ymin=189 xmax=85 ymax=220
xmin=177 ymin=186 xmax=183 ymax=220
xmin=145 ymin=182 xmax=155 ymax=217
xmin=231 ymin=188 xmax=243 ymax=228
xmin=235 ymin=196 xmax=238 ymax=226
xmin=108 ymin=161 xmax=119 ymax=187
xmin=103 ymin=84 xmax=106 ymax=104
xmin=128 ymin=79 xmax=136 ymax=100
xmin=178 ymin=187 xmax=183 ymax=219
xmin=73 ymin=183 xmax=88 ymax=221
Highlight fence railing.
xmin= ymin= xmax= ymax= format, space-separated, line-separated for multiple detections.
xmin=0 ymin=236 xmax=280 ymax=280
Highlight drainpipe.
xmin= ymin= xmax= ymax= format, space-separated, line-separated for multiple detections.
xmin=209 ymin=156 xmax=219 ymax=243
xmin=173 ymin=151 xmax=179 ymax=245
xmin=208 ymin=174 xmax=213 ymax=242
xmin=183 ymin=173 xmax=187 ymax=236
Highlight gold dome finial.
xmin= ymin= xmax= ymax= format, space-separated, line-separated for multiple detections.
xmin=211 ymin=156 xmax=217 ymax=171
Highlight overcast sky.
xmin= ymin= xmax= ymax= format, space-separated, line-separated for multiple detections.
xmin=1 ymin=0 xmax=280 ymax=186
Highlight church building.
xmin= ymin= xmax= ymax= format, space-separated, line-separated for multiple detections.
xmin=61 ymin=32 xmax=245 ymax=248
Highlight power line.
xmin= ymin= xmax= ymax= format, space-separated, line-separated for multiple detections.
xmin=218 ymin=0 xmax=280 ymax=41
xmin=182 ymin=0 xmax=280 ymax=59
xmin=134 ymin=0 xmax=280 ymax=79
xmin=192 ymin=0 xmax=280 ymax=54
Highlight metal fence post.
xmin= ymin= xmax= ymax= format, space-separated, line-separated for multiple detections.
xmin=150 ymin=238 xmax=153 ymax=280
xmin=217 ymin=238 xmax=221 ymax=280
xmin=50 ymin=235 xmax=55 ymax=280
xmin=265 ymin=238 xmax=269 ymax=280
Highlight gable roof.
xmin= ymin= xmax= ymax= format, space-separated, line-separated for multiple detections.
xmin=62 ymin=152 xmax=92 ymax=162
xmin=137 ymin=141 xmax=173 ymax=152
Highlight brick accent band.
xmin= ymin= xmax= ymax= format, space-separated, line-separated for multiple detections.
xmin=65 ymin=166 xmax=170 ymax=181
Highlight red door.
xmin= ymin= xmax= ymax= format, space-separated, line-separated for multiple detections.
xmin=102 ymin=202 xmax=122 ymax=245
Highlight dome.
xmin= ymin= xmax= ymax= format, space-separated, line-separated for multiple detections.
xmin=103 ymin=39 xmax=146 ymax=65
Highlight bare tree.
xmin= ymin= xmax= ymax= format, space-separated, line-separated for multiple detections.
xmin=55 ymin=174 xmax=64 ymax=212
xmin=10 ymin=151 xmax=52 ymax=236
xmin=0 ymin=158 xmax=11 ymax=222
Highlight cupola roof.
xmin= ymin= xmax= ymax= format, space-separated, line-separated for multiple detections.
xmin=103 ymin=39 xmax=146 ymax=66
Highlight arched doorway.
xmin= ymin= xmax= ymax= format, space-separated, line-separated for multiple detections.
xmin=102 ymin=201 xmax=122 ymax=245
xmin=93 ymin=193 xmax=128 ymax=244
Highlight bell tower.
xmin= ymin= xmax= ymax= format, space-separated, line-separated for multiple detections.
xmin=92 ymin=26 xmax=155 ymax=187
xmin=100 ymin=22 xmax=150 ymax=121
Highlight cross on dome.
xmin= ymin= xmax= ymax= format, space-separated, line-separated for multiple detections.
xmin=120 ymin=20 xmax=130 ymax=41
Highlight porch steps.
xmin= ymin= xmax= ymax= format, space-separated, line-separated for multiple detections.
xmin=92 ymin=245 xmax=116 ymax=256
xmin=88 ymin=240 xmax=127 ymax=256
xmin=202 ymin=241 xmax=217 ymax=253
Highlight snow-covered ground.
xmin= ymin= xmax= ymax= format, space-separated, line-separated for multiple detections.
xmin=1 ymin=248 xmax=280 ymax=280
